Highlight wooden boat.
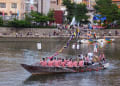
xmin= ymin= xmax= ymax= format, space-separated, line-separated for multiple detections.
xmin=97 ymin=38 xmax=115 ymax=43
xmin=21 ymin=62 xmax=109 ymax=75
xmin=78 ymin=38 xmax=115 ymax=44
xmin=78 ymin=39 xmax=95 ymax=44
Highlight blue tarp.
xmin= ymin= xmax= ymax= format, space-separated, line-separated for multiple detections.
xmin=93 ymin=14 xmax=106 ymax=21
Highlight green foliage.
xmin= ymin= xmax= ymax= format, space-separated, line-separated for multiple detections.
xmin=0 ymin=17 xmax=3 ymax=26
xmin=63 ymin=0 xmax=89 ymax=25
xmin=47 ymin=10 xmax=55 ymax=21
xmin=63 ymin=0 xmax=75 ymax=22
xmin=94 ymin=0 xmax=120 ymax=23
xmin=8 ymin=19 xmax=29 ymax=28
xmin=30 ymin=11 xmax=49 ymax=26
xmin=24 ymin=13 xmax=32 ymax=25
xmin=0 ymin=10 xmax=57 ymax=28
xmin=75 ymin=4 xmax=89 ymax=25
xmin=7 ymin=11 xmax=56 ymax=28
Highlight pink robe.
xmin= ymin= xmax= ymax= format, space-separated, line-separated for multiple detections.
xmin=41 ymin=61 xmax=47 ymax=67
xmin=54 ymin=60 xmax=60 ymax=67
xmin=67 ymin=61 xmax=73 ymax=67
xmin=73 ymin=61 xmax=78 ymax=67
xmin=79 ymin=60 xmax=84 ymax=67
xmin=61 ymin=62 xmax=66 ymax=67
xmin=48 ymin=61 xmax=53 ymax=67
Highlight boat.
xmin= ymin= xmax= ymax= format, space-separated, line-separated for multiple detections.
xmin=21 ymin=62 xmax=109 ymax=75
xmin=78 ymin=39 xmax=95 ymax=44
xmin=21 ymin=33 xmax=110 ymax=75
xmin=77 ymin=38 xmax=115 ymax=44
xmin=97 ymin=38 xmax=115 ymax=43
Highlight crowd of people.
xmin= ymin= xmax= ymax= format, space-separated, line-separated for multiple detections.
xmin=35 ymin=52 xmax=105 ymax=68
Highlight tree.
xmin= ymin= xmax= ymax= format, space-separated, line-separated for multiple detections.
xmin=94 ymin=0 xmax=120 ymax=24
xmin=63 ymin=0 xmax=89 ymax=25
xmin=30 ymin=11 xmax=49 ymax=26
xmin=24 ymin=13 xmax=32 ymax=26
xmin=63 ymin=0 xmax=75 ymax=22
xmin=75 ymin=4 xmax=89 ymax=25
xmin=47 ymin=10 xmax=55 ymax=22
xmin=0 ymin=17 xmax=3 ymax=26
xmin=8 ymin=19 xmax=29 ymax=28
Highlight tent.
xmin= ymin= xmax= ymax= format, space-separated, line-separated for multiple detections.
xmin=93 ymin=14 xmax=106 ymax=21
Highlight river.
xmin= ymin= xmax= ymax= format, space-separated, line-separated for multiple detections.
xmin=0 ymin=38 xmax=120 ymax=86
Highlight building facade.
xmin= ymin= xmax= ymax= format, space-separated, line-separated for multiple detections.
xmin=25 ymin=0 xmax=50 ymax=15
xmin=0 ymin=0 xmax=25 ymax=20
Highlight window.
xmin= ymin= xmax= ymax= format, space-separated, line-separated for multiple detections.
xmin=0 ymin=3 xmax=6 ymax=8
xmin=11 ymin=3 xmax=17 ymax=8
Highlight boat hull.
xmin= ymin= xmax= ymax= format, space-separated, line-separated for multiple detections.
xmin=21 ymin=63 xmax=108 ymax=75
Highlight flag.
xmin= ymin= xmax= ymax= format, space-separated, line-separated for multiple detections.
xmin=17 ymin=10 xmax=19 ymax=17
xmin=2 ymin=10 xmax=4 ymax=16
xmin=31 ymin=5 xmax=34 ymax=10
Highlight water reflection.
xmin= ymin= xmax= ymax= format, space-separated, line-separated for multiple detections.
xmin=23 ymin=69 xmax=119 ymax=86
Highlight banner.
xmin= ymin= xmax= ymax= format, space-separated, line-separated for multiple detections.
xmin=2 ymin=10 xmax=4 ymax=16
xmin=17 ymin=10 xmax=19 ymax=17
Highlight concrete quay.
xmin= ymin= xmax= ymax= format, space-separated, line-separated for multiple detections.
xmin=0 ymin=27 xmax=120 ymax=42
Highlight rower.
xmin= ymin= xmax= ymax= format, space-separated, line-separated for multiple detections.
xmin=61 ymin=59 xmax=66 ymax=67
xmin=84 ymin=54 xmax=89 ymax=65
xmin=40 ymin=58 xmax=47 ymax=67
xmin=48 ymin=58 xmax=54 ymax=67
xmin=54 ymin=57 xmax=60 ymax=67
xmin=79 ymin=59 xmax=84 ymax=67
xmin=64 ymin=58 xmax=69 ymax=64
xmin=73 ymin=59 xmax=78 ymax=67
xmin=66 ymin=58 xmax=73 ymax=67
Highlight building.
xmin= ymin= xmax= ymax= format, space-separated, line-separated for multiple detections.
xmin=50 ymin=0 xmax=64 ymax=24
xmin=50 ymin=0 xmax=63 ymax=10
xmin=82 ymin=0 xmax=96 ymax=8
xmin=112 ymin=0 xmax=120 ymax=8
xmin=73 ymin=0 xmax=82 ymax=3
xmin=0 ymin=0 xmax=25 ymax=20
xmin=54 ymin=10 xmax=64 ymax=24
xmin=38 ymin=0 xmax=50 ymax=14
xmin=25 ymin=0 xmax=50 ymax=15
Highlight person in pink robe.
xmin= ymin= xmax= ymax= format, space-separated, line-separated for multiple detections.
xmin=73 ymin=60 xmax=78 ymax=67
xmin=48 ymin=59 xmax=54 ymax=67
xmin=54 ymin=58 xmax=60 ymax=67
xmin=61 ymin=59 xmax=66 ymax=67
xmin=40 ymin=58 xmax=47 ymax=67
xmin=79 ymin=59 xmax=84 ymax=67
xmin=66 ymin=58 xmax=73 ymax=67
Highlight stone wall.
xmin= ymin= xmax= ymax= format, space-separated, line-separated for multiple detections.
xmin=0 ymin=27 xmax=57 ymax=37
xmin=0 ymin=27 xmax=120 ymax=37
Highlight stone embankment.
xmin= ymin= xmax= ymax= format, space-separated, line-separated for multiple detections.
xmin=0 ymin=27 xmax=120 ymax=41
